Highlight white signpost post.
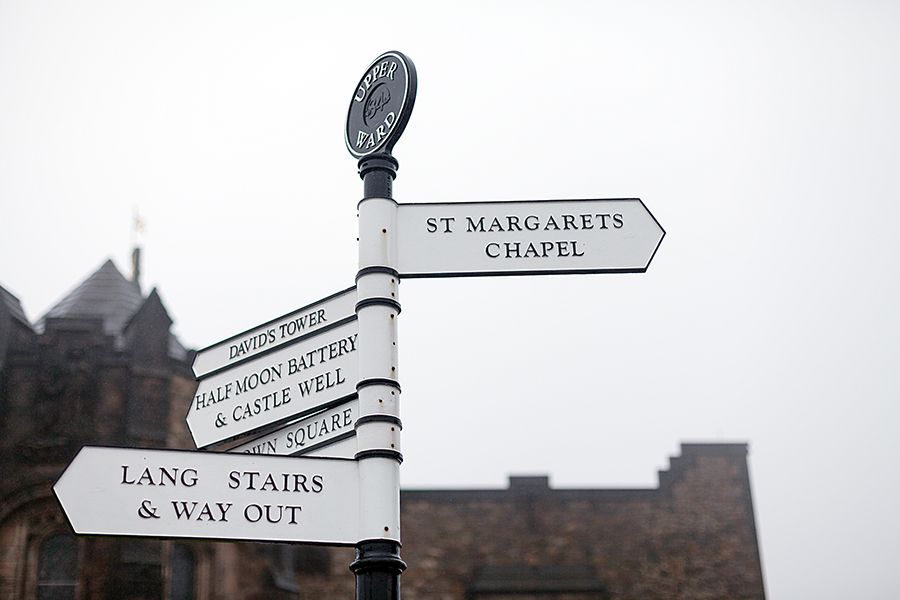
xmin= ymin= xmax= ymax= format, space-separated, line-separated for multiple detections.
xmin=53 ymin=446 xmax=360 ymax=545
xmin=54 ymin=50 xmax=664 ymax=600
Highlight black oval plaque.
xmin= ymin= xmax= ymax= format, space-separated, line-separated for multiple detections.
xmin=345 ymin=51 xmax=417 ymax=159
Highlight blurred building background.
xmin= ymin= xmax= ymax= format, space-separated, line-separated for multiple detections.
xmin=0 ymin=257 xmax=765 ymax=600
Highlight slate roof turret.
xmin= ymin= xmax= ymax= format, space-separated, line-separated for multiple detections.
xmin=37 ymin=259 xmax=142 ymax=344
xmin=34 ymin=259 xmax=188 ymax=360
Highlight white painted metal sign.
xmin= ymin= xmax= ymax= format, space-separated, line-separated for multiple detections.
xmin=53 ymin=446 xmax=360 ymax=545
xmin=231 ymin=399 xmax=359 ymax=458
xmin=186 ymin=319 xmax=359 ymax=449
xmin=396 ymin=198 xmax=664 ymax=278
xmin=191 ymin=287 xmax=356 ymax=379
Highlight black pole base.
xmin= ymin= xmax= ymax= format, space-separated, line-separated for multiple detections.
xmin=350 ymin=540 xmax=406 ymax=600
xmin=359 ymin=153 xmax=399 ymax=200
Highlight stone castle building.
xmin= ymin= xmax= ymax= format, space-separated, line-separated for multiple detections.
xmin=0 ymin=258 xmax=766 ymax=600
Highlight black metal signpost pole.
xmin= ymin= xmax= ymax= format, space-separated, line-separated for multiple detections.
xmin=346 ymin=51 xmax=417 ymax=600
xmin=358 ymin=154 xmax=398 ymax=201
xmin=351 ymin=539 xmax=405 ymax=600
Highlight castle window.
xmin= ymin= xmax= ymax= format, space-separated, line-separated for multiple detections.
xmin=126 ymin=376 xmax=170 ymax=442
xmin=169 ymin=543 xmax=195 ymax=600
xmin=117 ymin=538 xmax=163 ymax=600
xmin=36 ymin=534 xmax=77 ymax=600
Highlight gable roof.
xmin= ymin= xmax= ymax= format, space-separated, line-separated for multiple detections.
xmin=0 ymin=284 xmax=34 ymax=370
xmin=0 ymin=285 xmax=31 ymax=329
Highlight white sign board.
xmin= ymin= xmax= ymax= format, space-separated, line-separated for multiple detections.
xmin=231 ymin=399 xmax=359 ymax=458
xmin=53 ymin=446 xmax=360 ymax=545
xmin=304 ymin=435 xmax=358 ymax=459
xmin=396 ymin=199 xmax=664 ymax=278
xmin=192 ymin=287 xmax=357 ymax=379
xmin=187 ymin=319 xmax=359 ymax=449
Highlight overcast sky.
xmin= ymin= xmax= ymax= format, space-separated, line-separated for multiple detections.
xmin=2 ymin=2 xmax=899 ymax=599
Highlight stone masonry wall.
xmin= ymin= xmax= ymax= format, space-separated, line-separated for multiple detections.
xmin=393 ymin=444 xmax=765 ymax=600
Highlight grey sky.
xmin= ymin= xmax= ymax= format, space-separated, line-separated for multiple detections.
xmin=2 ymin=2 xmax=898 ymax=599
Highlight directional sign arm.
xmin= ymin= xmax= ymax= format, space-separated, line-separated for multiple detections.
xmin=54 ymin=446 xmax=360 ymax=544
xmin=186 ymin=319 xmax=360 ymax=449
xmin=395 ymin=198 xmax=665 ymax=278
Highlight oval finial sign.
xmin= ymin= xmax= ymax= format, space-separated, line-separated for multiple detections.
xmin=345 ymin=51 xmax=417 ymax=159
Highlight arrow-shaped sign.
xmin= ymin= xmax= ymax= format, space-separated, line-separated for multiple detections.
xmin=231 ymin=398 xmax=359 ymax=458
xmin=396 ymin=198 xmax=664 ymax=278
xmin=192 ymin=287 xmax=357 ymax=380
xmin=187 ymin=318 xmax=359 ymax=449
xmin=53 ymin=446 xmax=360 ymax=545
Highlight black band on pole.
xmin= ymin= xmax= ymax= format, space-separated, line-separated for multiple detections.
xmin=355 ymin=449 xmax=403 ymax=463
xmin=355 ymin=414 xmax=403 ymax=429
xmin=356 ymin=266 xmax=400 ymax=281
xmin=355 ymin=297 xmax=402 ymax=313
xmin=350 ymin=540 xmax=406 ymax=600
xmin=356 ymin=377 xmax=401 ymax=392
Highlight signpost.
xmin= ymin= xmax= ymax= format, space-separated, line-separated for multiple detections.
xmin=53 ymin=446 xmax=359 ymax=545
xmin=55 ymin=49 xmax=664 ymax=600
